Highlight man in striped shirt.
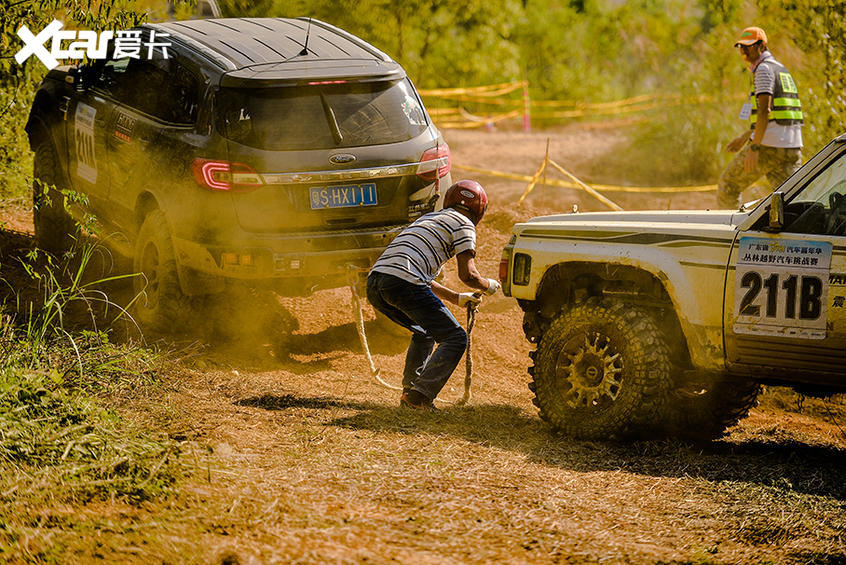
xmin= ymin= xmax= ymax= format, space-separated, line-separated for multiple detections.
xmin=718 ymin=26 xmax=803 ymax=209
xmin=367 ymin=180 xmax=501 ymax=411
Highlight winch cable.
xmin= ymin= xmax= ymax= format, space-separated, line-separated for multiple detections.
xmin=348 ymin=272 xmax=401 ymax=392
xmin=347 ymin=270 xmax=478 ymax=405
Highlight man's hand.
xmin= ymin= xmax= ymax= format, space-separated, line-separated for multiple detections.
xmin=457 ymin=292 xmax=482 ymax=308
xmin=726 ymin=135 xmax=748 ymax=153
xmin=483 ymin=278 xmax=501 ymax=296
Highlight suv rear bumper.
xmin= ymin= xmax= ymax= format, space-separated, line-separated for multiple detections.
xmin=172 ymin=224 xmax=405 ymax=286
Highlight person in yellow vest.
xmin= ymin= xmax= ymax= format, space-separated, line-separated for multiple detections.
xmin=717 ymin=26 xmax=803 ymax=209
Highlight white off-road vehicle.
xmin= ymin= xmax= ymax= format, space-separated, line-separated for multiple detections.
xmin=501 ymin=134 xmax=846 ymax=440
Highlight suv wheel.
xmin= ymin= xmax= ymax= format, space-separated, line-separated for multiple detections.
xmin=530 ymin=297 xmax=673 ymax=439
xmin=32 ymin=136 xmax=75 ymax=253
xmin=133 ymin=210 xmax=186 ymax=332
xmin=667 ymin=375 xmax=760 ymax=441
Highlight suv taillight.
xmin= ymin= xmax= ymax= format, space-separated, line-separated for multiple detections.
xmin=191 ymin=159 xmax=263 ymax=192
xmin=416 ymin=143 xmax=450 ymax=183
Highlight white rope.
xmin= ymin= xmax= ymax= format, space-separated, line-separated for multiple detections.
xmin=455 ymin=302 xmax=477 ymax=406
xmin=348 ymin=275 xmax=478 ymax=405
xmin=349 ymin=276 xmax=402 ymax=391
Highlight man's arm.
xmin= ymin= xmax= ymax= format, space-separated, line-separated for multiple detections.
xmin=430 ymin=279 xmax=461 ymax=305
xmin=745 ymin=93 xmax=771 ymax=171
xmin=428 ymin=250 xmax=498 ymax=306
xmin=456 ymin=250 xmax=493 ymax=292
xmin=726 ymin=129 xmax=752 ymax=152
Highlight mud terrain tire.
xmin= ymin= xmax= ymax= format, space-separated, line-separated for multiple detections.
xmin=133 ymin=210 xmax=187 ymax=332
xmin=531 ymin=298 xmax=672 ymax=439
xmin=668 ymin=375 xmax=760 ymax=441
xmin=32 ymin=136 xmax=75 ymax=253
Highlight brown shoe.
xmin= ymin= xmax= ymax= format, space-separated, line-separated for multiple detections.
xmin=400 ymin=390 xmax=437 ymax=412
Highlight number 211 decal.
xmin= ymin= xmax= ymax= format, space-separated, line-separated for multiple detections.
xmin=734 ymin=238 xmax=832 ymax=339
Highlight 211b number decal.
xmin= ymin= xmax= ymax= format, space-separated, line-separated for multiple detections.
xmin=738 ymin=272 xmax=822 ymax=319
xmin=733 ymin=237 xmax=832 ymax=339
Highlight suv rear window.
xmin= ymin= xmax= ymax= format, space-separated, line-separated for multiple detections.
xmin=216 ymin=79 xmax=428 ymax=151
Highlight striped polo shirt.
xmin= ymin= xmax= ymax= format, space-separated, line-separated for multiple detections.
xmin=752 ymin=51 xmax=802 ymax=149
xmin=370 ymin=208 xmax=476 ymax=285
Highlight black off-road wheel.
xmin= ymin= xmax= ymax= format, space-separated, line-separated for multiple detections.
xmin=32 ymin=136 xmax=75 ymax=253
xmin=667 ymin=375 xmax=761 ymax=441
xmin=530 ymin=297 xmax=673 ymax=440
xmin=133 ymin=210 xmax=187 ymax=332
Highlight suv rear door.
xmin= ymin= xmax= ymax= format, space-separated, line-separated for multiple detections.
xmin=215 ymin=78 xmax=439 ymax=233
xmin=103 ymin=41 xmax=205 ymax=234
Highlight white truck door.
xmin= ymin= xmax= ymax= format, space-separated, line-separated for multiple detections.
xmin=724 ymin=147 xmax=846 ymax=383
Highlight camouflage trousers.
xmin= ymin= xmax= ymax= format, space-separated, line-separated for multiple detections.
xmin=717 ymin=145 xmax=802 ymax=209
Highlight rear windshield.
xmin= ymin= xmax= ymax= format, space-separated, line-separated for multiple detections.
xmin=216 ymin=79 xmax=429 ymax=151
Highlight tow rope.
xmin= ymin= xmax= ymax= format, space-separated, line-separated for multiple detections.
xmin=348 ymin=272 xmax=478 ymax=406
xmin=458 ymin=300 xmax=477 ymax=406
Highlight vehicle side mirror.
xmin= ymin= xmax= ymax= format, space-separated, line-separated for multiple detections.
xmin=768 ymin=191 xmax=785 ymax=231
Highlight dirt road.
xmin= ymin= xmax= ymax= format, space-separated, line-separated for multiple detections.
xmin=4 ymin=125 xmax=846 ymax=563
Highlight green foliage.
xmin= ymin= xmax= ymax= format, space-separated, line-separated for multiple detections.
xmin=0 ymin=363 xmax=181 ymax=504
xmin=0 ymin=0 xmax=844 ymax=191
xmin=0 ymin=246 xmax=183 ymax=515
xmin=756 ymin=0 xmax=846 ymax=151
xmin=271 ymin=0 xmax=522 ymax=87
xmin=218 ymin=0 xmax=275 ymax=17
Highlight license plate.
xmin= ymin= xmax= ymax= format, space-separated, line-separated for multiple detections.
xmin=310 ymin=183 xmax=378 ymax=209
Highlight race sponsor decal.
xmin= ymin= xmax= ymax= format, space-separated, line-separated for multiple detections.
xmin=733 ymin=237 xmax=832 ymax=339
xmin=74 ymin=102 xmax=97 ymax=184
xmin=114 ymin=112 xmax=135 ymax=143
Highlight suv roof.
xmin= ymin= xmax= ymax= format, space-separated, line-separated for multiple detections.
xmin=147 ymin=18 xmax=404 ymax=86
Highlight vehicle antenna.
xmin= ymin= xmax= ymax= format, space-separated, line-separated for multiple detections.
xmin=299 ymin=17 xmax=312 ymax=56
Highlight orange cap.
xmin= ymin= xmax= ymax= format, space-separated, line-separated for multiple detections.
xmin=734 ymin=26 xmax=767 ymax=47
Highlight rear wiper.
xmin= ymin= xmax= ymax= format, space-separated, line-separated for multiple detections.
xmin=320 ymin=92 xmax=343 ymax=145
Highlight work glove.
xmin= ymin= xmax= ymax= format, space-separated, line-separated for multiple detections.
xmin=483 ymin=278 xmax=502 ymax=296
xmin=457 ymin=292 xmax=482 ymax=308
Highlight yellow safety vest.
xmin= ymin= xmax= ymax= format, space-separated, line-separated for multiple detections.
xmin=750 ymin=59 xmax=803 ymax=128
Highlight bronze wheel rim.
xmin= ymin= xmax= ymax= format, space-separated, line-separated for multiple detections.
xmin=554 ymin=332 xmax=623 ymax=409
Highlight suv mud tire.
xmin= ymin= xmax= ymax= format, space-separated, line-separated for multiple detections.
xmin=133 ymin=210 xmax=187 ymax=332
xmin=668 ymin=376 xmax=760 ymax=441
xmin=32 ymin=136 xmax=75 ymax=253
xmin=531 ymin=298 xmax=672 ymax=439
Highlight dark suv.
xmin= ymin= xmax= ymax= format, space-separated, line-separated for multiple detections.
xmin=26 ymin=17 xmax=450 ymax=329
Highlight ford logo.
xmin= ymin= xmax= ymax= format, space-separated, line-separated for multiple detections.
xmin=329 ymin=153 xmax=356 ymax=165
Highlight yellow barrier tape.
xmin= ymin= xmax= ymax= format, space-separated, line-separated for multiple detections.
xmin=417 ymin=81 xmax=526 ymax=97
xmin=547 ymin=158 xmax=623 ymax=211
xmin=529 ymin=93 xmax=661 ymax=109
xmin=437 ymin=121 xmax=488 ymax=129
xmin=426 ymin=95 xmax=519 ymax=106
xmin=453 ymin=164 xmax=717 ymax=193
xmin=533 ymin=101 xmax=674 ymax=119
xmin=458 ymin=107 xmax=522 ymax=123
xmin=518 ymin=158 xmax=549 ymax=205
xmin=428 ymin=107 xmax=461 ymax=116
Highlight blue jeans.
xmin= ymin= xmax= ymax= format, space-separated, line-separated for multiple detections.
xmin=366 ymin=271 xmax=467 ymax=401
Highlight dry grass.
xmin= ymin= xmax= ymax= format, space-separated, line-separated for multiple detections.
xmin=15 ymin=345 xmax=839 ymax=564
xmin=3 ymin=125 xmax=846 ymax=563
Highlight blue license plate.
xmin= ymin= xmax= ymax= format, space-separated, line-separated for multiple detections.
xmin=310 ymin=183 xmax=378 ymax=209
